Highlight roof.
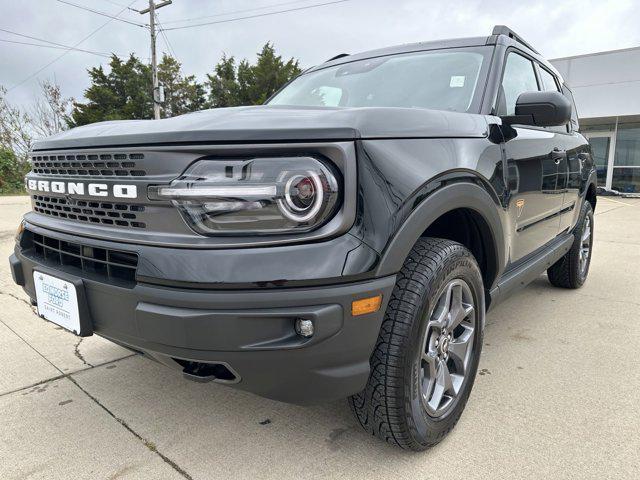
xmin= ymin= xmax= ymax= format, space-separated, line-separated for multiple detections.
xmin=306 ymin=25 xmax=554 ymax=77
xmin=307 ymin=36 xmax=491 ymax=73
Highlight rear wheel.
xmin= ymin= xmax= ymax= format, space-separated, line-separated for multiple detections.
xmin=349 ymin=238 xmax=484 ymax=450
xmin=547 ymin=201 xmax=594 ymax=289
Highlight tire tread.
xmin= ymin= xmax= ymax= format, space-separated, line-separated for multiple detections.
xmin=547 ymin=201 xmax=593 ymax=289
xmin=349 ymin=238 xmax=480 ymax=450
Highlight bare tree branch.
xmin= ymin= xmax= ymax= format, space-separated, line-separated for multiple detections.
xmin=0 ymin=86 xmax=34 ymax=160
xmin=0 ymin=81 xmax=72 ymax=161
xmin=31 ymin=80 xmax=74 ymax=138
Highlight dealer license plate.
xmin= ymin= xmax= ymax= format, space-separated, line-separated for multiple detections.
xmin=33 ymin=271 xmax=81 ymax=335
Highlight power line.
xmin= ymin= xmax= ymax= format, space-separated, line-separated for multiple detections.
xmin=138 ymin=1 xmax=173 ymax=120
xmin=155 ymin=13 xmax=177 ymax=59
xmin=7 ymin=0 xmax=139 ymax=93
xmin=55 ymin=0 xmax=148 ymax=28
xmin=96 ymin=0 xmax=131 ymax=7
xmin=162 ymin=0 xmax=315 ymax=25
xmin=96 ymin=0 xmax=144 ymax=13
xmin=0 ymin=38 xmax=112 ymax=57
xmin=0 ymin=27 xmax=114 ymax=57
xmin=162 ymin=0 xmax=353 ymax=31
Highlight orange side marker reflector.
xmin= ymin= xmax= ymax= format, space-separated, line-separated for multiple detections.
xmin=352 ymin=295 xmax=383 ymax=316
xmin=15 ymin=220 xmax=25 ymax=241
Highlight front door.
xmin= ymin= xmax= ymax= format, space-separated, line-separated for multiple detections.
xmin=498 ymin=50 xmax=565 ymax=264
xmin=504 ymin=128 xmax=565 ymax=262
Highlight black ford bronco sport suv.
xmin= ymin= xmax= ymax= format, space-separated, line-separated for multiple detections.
xmin=10 ymin=26 xmax=596 ymax=450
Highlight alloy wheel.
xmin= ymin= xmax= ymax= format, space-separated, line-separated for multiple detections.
xmin=579 ymin=215 xmax=592 ymax=276
xmin=419 ymin=279 xmax=476 ymax=417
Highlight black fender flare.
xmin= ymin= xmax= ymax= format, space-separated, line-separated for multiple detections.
xmin=374 ymin=182 xmax=506 ymax=289
xmin=585 ymin=170 xmax=598 ymax=202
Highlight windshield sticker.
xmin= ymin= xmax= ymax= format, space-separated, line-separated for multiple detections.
xmin=450 ymin=76 xmax=465 ymax=88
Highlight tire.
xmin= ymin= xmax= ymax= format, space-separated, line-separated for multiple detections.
xmin=349 ymin=238 xmax=484 ymax=451
xmin=547 ymin=200 xmax=594 ymax=289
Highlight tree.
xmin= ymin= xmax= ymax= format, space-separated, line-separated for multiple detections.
xmin=31 ymin=80 xmax=73 ymax=138
xmin=1 ymin=80 xmax=71 ymax=194
xmin=0 ymin=148 xmax=30 ymax=195
xmin=0 ymin=86 xmax=33 ymax=159
xmin=206 ymin=43 xmax=301 ymax=107
xmin=70 ymin=54 xmax=207 ymax=126
xmin=69 ymin=54 xmax=153 ymax=127
xmin=69 ymin=44 xmax=299 ymax=125
xmin=157 ymin=55 xmax=206 ymax=117
xmin=1 ymin=81 xmax=72 ymax=158
xmin=206 ymin=54 xmax=241 ymax=108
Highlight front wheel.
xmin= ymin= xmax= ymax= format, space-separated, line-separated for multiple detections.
xmin=547 ymin=201 xmax=594 ymax=289
xmin=349 ymin=238 xmax=484 ymax=450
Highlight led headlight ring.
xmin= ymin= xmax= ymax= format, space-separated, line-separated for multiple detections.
xmin=278 ymin=170 xmax=324 ymax=222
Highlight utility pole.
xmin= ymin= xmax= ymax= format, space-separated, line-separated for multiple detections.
xmin=139 ymin=0 xmax=172 ymax=120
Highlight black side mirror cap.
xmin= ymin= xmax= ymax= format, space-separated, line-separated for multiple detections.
xmin=502 ymin=91 xmax=571 ymax=127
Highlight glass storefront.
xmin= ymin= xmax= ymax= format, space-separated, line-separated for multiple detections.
xmin=584 ymin=120 xmax=640 ymax=193
xmin=588 ymin=136 xmax=610 ymax=186
xmin=612 ymin=168 xmax=640 ymax=192
xmin=612 ymin=123 xmax=640 ymax=193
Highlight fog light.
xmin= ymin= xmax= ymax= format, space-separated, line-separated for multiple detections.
xmin=295 ymin=319 xmax=314 ymax=338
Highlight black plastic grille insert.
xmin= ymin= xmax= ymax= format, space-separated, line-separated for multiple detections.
xmin=30 ymin=153 xmax=146 ymax=177
xmin=32 ymin=195 xmax=146 ymax=229
xmin=28 ymin=231 xmax=138 ymax=284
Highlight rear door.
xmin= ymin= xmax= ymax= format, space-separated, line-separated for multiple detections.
xmin=536 ymin=67 xmax=587 ymax=234
xmin=559 ymin=85 xmax=590 ymax=232
xmin=499 ymin=51 xmax=565 ymax=263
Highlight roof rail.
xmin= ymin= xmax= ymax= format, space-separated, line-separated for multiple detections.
xmin=326 ymin=53 xmax=350 ymax=62
xmin=492 ymin=25 xmax=539 ymax=54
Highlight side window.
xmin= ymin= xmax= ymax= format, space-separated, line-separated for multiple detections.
xmin=538 ymin=66 xmax=568 ymax=133
xmin=562 ymin=85 xmax=580 ymax=132
xmin=538 ymin=67 xmax=559 ymax=92
xmin=498 ymin=52 xmax=539 ymax=115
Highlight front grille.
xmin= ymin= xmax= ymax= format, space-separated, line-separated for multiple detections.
xmin=32 ymin=195 xmax=146 ymax=229
xmin=26 ymin=230 xmax=138 ymax=284
xmin=31 ymin=152 xmax=146 ymax=177
xmin=27 ymin=148 xmax=202 ymax=237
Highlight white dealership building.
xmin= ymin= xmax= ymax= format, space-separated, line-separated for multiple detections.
xmin=550 ymin=46 xmax=640 ymax=194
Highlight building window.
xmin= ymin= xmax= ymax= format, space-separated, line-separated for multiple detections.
xmin=611 ymin=168 xmax=640 ymax=193
xmin=590 ymin=136 xmax=611 ymax=186
xmin=613 ymin=123 xmax=640 ymax=193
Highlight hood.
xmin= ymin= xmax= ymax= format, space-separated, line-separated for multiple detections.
xmin=33 ymin=105 xmax=489 ymax=150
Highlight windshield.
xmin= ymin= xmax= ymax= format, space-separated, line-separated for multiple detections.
xmin=268 ymin=46 xmax=491 ymax=113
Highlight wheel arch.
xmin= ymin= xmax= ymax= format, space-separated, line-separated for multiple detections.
xmin=585 ymin=179 xmax=597 ymax=211
xmin=374 ymin=182 xmax=506 ymax=296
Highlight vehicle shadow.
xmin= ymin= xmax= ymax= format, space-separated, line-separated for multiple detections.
xmin=74 ymin=275 xmax=566 ymax=477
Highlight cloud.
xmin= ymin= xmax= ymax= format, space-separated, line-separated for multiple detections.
xmin=1 ymin=0 xmax=638 ymax=107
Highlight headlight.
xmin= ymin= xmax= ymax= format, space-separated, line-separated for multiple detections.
xmin=149 ymin=157 xmax=340 ymax=235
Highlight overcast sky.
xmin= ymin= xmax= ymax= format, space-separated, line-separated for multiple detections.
xmin=1 ymin=0 xmax=639 ymax=108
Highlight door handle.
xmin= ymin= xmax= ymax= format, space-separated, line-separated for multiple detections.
xmin=578 ymin=152 xmax=589 ymax=165
xmin=551 ymin=148 xmax=566 ymax=165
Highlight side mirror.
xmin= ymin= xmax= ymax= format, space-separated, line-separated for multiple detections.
xmin=502 ymin=91 xmax=571 ymax=127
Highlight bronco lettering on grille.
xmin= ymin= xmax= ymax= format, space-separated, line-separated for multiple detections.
xmin=26 ymin=179 xmax=138 ymax=199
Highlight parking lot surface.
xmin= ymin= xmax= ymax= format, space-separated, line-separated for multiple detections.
xmin=1 ymin=195 xmax=638 ymax=479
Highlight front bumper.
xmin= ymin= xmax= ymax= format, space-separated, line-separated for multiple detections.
xmin=10 ymin=225 xmax=396 ymax=404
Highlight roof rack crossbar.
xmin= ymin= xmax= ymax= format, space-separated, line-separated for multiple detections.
xmin=492 ymin=25 xmax=539 ymax=54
